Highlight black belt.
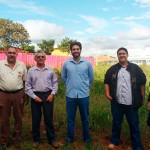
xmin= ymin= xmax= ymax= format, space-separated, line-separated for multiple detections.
xmin=0 ymin=88 xmax=23 ymax=94
xmin=34 ymin=90 xmax=52 ymax=94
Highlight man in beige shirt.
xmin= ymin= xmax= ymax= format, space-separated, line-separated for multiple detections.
xmin=0 ymin=46 xmax=27 ymax=150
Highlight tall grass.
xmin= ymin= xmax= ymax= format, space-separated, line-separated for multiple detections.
xmin=4 ymin=63 xmax=150 ymax=150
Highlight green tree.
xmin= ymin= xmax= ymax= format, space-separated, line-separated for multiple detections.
xmin=58 ymin=37 xmax=76 ymax=53
xmin=37 ymin=39 xmax=55 ymax=55
xmin=0 ymin=18 xmax=31 ymax=48
xmin=21 ymin=45 xmax=35 ymax=53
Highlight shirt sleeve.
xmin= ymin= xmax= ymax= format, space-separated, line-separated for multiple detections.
xmin=25 ymin=69 xmax=37 ymax=99
xmin=137 ymin=66 xmax=146 ymax=85
xmin=51 ymin=70 xmax=58 ymax=95
xmin=61 ymin=62 xmax=67 ymax=85
xmin=104 ymin=68 xmax=111 ymax=85
xmin=22 ymin=64 xmax=27 ymax=81
xmin=88 ymin=61 xmax=94 ymax=86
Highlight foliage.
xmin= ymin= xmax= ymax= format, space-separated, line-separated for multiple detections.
xmin=21 ymin=45 xmax=35 ymax=53
xmin=0 ymin=18 xmax=31 ymax=48
xmin=57 ymin=37 xmax=76 ymax=53
xmin=37 ymin=39 xmax=55 ymax=54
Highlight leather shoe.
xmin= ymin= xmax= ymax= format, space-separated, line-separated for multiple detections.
xmin=49 ymin=141 xmax=59 ymax=149
xmin=32 ymin=142 xmax=40 ymax=148
xmin=108 ymin=143 xmax=116 ymax=149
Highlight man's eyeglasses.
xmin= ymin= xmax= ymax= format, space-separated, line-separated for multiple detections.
xmin=36 ymin=56 xmax=45 ymax=58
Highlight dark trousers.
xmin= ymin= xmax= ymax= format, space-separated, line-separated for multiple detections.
xmin=0 ymin=90 xmax=24 ymax=145
xmin=111 ymin=102 xmax=143 ymax=150
xmin=66 ymin=96 xmax=91 ymax=142
xmin=31 ymin=91 xmax=55 ymax=143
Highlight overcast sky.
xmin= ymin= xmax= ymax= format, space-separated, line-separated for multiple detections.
xmin=0 ymin=0 xmax=150 ymax=57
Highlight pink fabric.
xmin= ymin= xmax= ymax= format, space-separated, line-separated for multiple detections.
xmin=0 ymin=53 xmax=95 ymax=68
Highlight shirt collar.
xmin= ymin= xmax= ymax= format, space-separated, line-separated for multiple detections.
xmin=4 ymin=59 xmax=19 ymax=66
xmin=69 ymin=57 xmax=84 ymax=63
xmin=34 ymin=65 xmax=49 ymax=71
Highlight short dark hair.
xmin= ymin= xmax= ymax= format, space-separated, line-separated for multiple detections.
xmin=117 ymin=47 xmax=128 ymax=54
xmin=70 ymin=41 xmax=82 ymax=51
xmin=6 ymin=46 xmax=17 ymax=51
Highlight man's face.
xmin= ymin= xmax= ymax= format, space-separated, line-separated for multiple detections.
xmin=6 ymin=47 xmax=18 ymax=63
xmin=71 ymin=45 xmax=81 ymax=59
xmin=34 ymin=53 xmax=46 ymax=65
xmin=117 ymin=50 xmax=128 ymax=63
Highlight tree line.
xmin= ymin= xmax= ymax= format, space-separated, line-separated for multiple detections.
xmin=0 ymin=18 xmax=76 ymax=54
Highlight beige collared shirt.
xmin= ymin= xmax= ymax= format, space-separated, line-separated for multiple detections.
xmin=0 ymin=60 xmax=27 ymax=91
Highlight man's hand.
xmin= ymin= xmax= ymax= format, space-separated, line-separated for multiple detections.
xmin=35 ymin=97 xmax=42 ymax=103
xmin=148 ymin=102 xmax=150 ymax=110
xmin=104 ymin=84 xmax=112 ymax=101
xmin=23 ymin=94 xmax=30 ymax=105
xmin=47 ymin=94 xmax=54 ymax=102
xmin=106 ymin=95 xmax=113 ymax=101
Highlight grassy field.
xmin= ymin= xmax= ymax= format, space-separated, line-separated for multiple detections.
xmin=1 ymin=63 xmax=150 ymax=150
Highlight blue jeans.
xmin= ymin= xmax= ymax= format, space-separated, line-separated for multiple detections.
xmin=66 ymin=96 xmax=91 ymax=142
xmin=31 ymin=91 xmax=55 ymax=143
xmin=111 ymin=102 xmax=143 ymax=150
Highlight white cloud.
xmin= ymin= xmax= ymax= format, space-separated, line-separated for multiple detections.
xmin=79 ymin=15 xmax=107 ymax=33
xmin=0 ymin=0 xmax=52 ymax=16
xmin=135 ymin=0 xmax=150 ymax=7
xmin=117 ymin=27 xmax=150 ymax=40
xmin=21 ymin=20 xmax=66 ymax=41
xmin=74 ymin=31 xmax=85 ymax=35
xmin=115 ymin=20 xmax=146 ymax=29
xmin=125 ymin=11 xmax=150 ymax=20
xmin=18 ymin=19 xmax=150 ymax=57
xmin=101 ymin=8 xmax=109 ymax=11
xmin=111 ymin=16 xmax=120 ymax=20
xmin=78 ymin=25 xmax=150 ymax=57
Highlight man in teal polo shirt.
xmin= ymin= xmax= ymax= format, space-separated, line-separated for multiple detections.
xmin=61 ymin=41 xmax=94 ymax=143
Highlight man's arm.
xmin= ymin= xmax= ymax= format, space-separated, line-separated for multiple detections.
xmin=88 ymin=62 xmax=94 ymax=86
xmin=23 ymin=81 xmax=30 ymax=105
xmin=61 ymin=62 xmax=67 ymax=84
xmin=22 ymin=65 xmax=30 ymax=105
xmin=47 ymin=70 xmax=58 ymax=102
xmin=25 ymin=69 xmax=40 ymax=101
xmin=104 ymin=84 xmax=112 ymax=101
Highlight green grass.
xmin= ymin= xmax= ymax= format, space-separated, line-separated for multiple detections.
xmin=2 ymin=63 xmax=150 ymax=150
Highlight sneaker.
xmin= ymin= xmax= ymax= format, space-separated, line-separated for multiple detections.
xmin=32 ymin=142 xmax=40 ymax=148
xmin=0 ymin=145 xmax=8 ymax=150
xmin=49 ymin=141 xmax=59 ymax=149
xmin=108 ymin=143 xmax=117 ymax=150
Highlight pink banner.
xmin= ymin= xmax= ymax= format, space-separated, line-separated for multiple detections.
xmin=0 ymin=53 xmax=95 ymax=68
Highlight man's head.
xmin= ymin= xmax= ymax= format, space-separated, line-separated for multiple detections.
xmin=6 ymin=46 xmax=18 ymax=63
xmin=117 ymin=47 xmax=128 ymax=64
xmin=70 ymin=41 xmax=82 ymax=59
xmin=34 ymin=50 xmax=46 ymax=66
